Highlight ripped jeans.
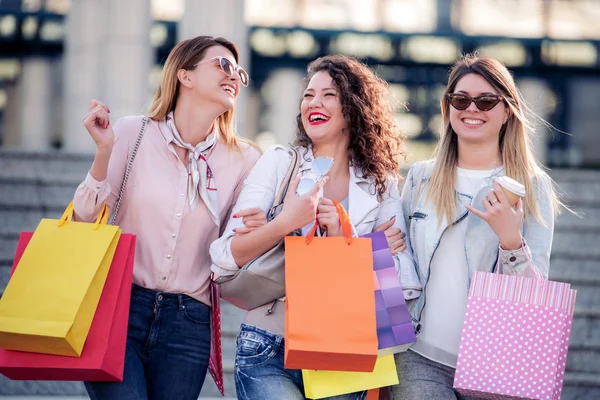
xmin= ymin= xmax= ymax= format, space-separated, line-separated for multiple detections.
xmin=234 ymin=323 xmax=367 ymax=400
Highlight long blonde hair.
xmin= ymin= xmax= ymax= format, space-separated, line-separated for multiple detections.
xmin=427 ymin=53 xmax=562 ymax=224
xmin=147 ymin=36 xmax=240 ymax=149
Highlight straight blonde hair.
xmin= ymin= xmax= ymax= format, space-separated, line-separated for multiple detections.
xmin=147 ymin=36 xmax=240 ymax=149
xmin=427 ymin=54 xmax=563 ymax=225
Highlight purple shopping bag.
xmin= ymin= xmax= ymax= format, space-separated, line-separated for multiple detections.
xmin=362 ymin=231 xmax=416 ymax=355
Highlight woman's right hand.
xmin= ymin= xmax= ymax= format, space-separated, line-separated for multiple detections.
xmin=276 ymin=176 xmax=329 ymax=233
xmin=83 ymin=100 xmax=114 ymax=152
xmin=375 ymin=217 xmax=407 ymax=255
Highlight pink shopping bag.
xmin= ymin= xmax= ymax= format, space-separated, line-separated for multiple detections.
xmin=454 ymin=271 xmax=576 ymax=400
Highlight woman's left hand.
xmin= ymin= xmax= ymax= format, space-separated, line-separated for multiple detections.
xmin=317 ymin=197 xmax=343 ymax=236
xmin=465 ymin=181 xmax=524 ymax=250
xmin=232 ymin=208 xmax=268 ymax=234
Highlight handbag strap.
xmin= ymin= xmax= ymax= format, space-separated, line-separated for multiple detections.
xmin=266 ymin=147 xmax=301 ymax=222
xmin=109 ymin=117 xmax=148 ymax=225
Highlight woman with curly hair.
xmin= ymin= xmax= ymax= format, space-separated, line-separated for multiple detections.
xmin=210 ymin=54 xmax=417 ymax=399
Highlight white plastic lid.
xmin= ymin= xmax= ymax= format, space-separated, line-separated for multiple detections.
xmin=497 ymin=176 xmax=526 ymax=197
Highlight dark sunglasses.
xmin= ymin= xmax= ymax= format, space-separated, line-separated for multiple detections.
xmin=446 ymin=93 xmax=504 ymax=111
xmin=193 ymin=56 xmax=249 ymax=87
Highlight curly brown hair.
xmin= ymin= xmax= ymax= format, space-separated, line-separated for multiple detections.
xmin=295 ymin=55 xmax=407 ymax=198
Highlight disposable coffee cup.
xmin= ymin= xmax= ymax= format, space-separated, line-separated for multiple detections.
xmin=497 ymin=176 xmax=526 ymax=207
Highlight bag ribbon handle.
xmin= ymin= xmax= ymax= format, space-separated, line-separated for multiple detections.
xmin=58 ymin=201 xmax=109 ymax=231
xmin=305 ymin=200 xmax=352 ymax=245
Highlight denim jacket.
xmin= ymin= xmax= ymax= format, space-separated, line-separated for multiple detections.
xmin=400 ymin=160 xmax=555 ymax=332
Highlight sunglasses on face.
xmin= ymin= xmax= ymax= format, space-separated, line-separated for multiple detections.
xmin=193 ymin=56 xmax=249 ymax=87
xmin=446 ymin=93 xmax=504 ymax=111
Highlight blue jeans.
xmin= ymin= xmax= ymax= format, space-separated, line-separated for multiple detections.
xmin=85 ymin=284 xmax=211 ymax=400
xmin=234 ymin=324 xmax=367 ymax=400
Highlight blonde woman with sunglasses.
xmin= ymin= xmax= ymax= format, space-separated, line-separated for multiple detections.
xmin=390 ymin=54 xmax=565 ymax=399
xmin=210 ymin=55 xmax=416 ymax=400
xmin=72 ymin=36 xmax=261 ymax=400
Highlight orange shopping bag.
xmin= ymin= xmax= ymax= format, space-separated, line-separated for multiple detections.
xmin=284 ymin=201 xmax=378 ymax=372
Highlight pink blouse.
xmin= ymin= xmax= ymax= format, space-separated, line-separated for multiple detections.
xmin=73 ymin=116 xmax=261 ymax=306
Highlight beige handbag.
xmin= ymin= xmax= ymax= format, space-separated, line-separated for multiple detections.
xmin=214 ymin=147 xmax=301 ymax=310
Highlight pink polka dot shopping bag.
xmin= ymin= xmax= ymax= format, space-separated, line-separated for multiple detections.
xmin=454 ymin=271 xmax=576 ymax=400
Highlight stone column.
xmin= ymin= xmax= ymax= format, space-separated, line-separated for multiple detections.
xmin=262 ymin=69 xmax=305 ymax=146
xmin=17 ymin=58 xmax=54 ymax=150
xmin=62 ymin=0 xmax=105 ymax=152
xmin=2 ymin=81 xmax=21 ymax=147
xmin=63 ymin=0 xmax=151 ymax=152
xmin=179 ymin=0 xmax=251 ymax=137
xmin=102 ymin=0 xmax=152 ymax=123
xmin=568 ymin=79 xmax=600 ymax=167
xmin=517 ymin=78 xmax=551 ymax=165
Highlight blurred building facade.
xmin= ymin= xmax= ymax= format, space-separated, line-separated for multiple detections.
xmin=0 ymin=2 xmax=600 ymax=399
xmin=0 ymin=0 xmax=599 ymax=165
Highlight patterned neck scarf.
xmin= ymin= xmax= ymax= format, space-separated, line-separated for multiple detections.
xmin=166 ymin=111 xmax=220 ymax=226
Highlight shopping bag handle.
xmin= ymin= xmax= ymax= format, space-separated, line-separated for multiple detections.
xmin=58 ymin=201 xmax=109 ymax=230
xmin=493 ymin=243 xmax=543 ymax=280
xmin=306 ymin=200 xmax=352 ymax=245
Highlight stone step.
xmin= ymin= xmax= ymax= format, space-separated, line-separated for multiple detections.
xmin=0 ymin=150 xmax=92 ymax=185
xmin=562 ymin=372 xmax=600 ymax=399
xmin=570 ymin=309 xmax=600 ymax=348
xmin=549 ymin=259 xmax=600 ymax=286
xmin=0 ymin=237 xmax=20 ymax=268
xmin=0 ymin=210 xmax=50 ymax=237
xmin=554 ymin=180 xmax=600 ymax=208
xmin=566 ymin=283 xmax=600 ymax=309
xmin=0 ymin=371 xmax=237 ymax=398
xmin=1 ymin=370 xmax=597 ymax=398
xmin=555 ymin=206 xmax=600 ymax=231
xmin=567 ymin=345 xmax=600 ymax=374
xmin=0 ymin=182 xmax=78 ymax=211
xmin=551 ymin=168 xmax=600 ymax=184
xmin=552 ymin=230 xmax=600 ymax=259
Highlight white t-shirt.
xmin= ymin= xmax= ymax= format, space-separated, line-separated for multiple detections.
xmin=411 ymin=167 xmax=496 ymax=368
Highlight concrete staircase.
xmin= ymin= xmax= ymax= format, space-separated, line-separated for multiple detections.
xmin=544 ymin=170 xmax=600 ymax=400
xmin=0 ymin=150 xmax=599 ymax=399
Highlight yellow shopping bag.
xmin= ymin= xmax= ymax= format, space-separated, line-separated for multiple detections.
xmin=0 ymin=202 xmax=121 ymax=357
xmin=302 ymin=355 xmax=399 ymax=399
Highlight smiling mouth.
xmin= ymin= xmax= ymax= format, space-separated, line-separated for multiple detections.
xmin=221 ymin=84 xmax=236 ymax=97
xmin=308 ymin=113 xmax=329 ymax=125
xmin=462 ymin=118 xmax=485 ymax=126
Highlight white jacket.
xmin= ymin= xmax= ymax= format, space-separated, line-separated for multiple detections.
xmin=209 ymin=145 xmax=421 ymax=299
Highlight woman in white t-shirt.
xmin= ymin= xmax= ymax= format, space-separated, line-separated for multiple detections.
xmin=391 ymin=54 xmax=565 ymax=399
